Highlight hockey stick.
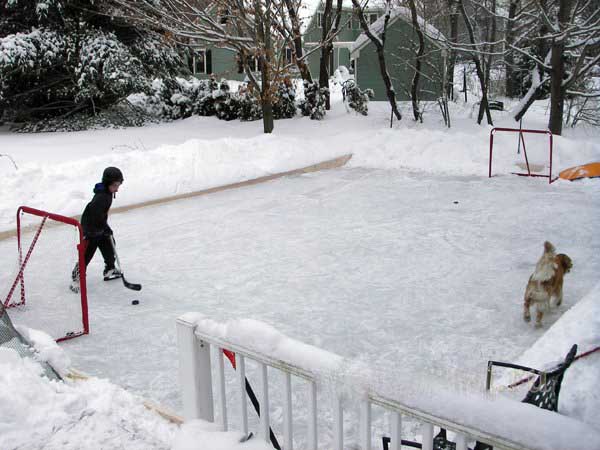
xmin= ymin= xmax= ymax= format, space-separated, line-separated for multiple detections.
xmin=223 ymin=350 xmax=281 ymax=450
xmin=110 ymin=236 xmax=142 ymax=291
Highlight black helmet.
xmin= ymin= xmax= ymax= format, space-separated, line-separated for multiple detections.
xmin=102 ymin=167 xmax=124 ymax=186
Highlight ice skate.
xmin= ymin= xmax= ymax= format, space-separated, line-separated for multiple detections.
xmin=103 ymin=267 xmax=122 ymax=281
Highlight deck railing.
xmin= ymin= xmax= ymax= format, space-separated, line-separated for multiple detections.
xmin=176 ymin=314 xmax=596 ymax=450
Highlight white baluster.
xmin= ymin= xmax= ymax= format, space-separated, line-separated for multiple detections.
xmin=308 ymin=381 xmax=318 ymax=450
xmin=284 ymin=372 xmax=293 ymax=450
xmin=391 ymin=411 xmax=402 ymax=450
xmin=237 ymin=354 xmax=248 ymax=436
xmin=455 ymin=432 xmax=468 ymax=450
xmin=216 ymin=347 xmax=227 ymax=431
xmin=360 ymin=399 xmax=371 ymax=450
xmin=333 ymin=395 xmax=343 ymax=450
xmin=260 ymin=363 xmax=270 ymax=443
xmin=421 ymin=423 xmax=434 ymax=450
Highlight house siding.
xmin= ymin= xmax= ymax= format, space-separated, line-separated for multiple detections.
xmin=354 ymin=18 xmax=443 ymax=101
xmin=304 ymin=5 xmax=382 ymax=79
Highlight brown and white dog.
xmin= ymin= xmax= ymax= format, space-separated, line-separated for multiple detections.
xmin=523 ymin=241 xmax=573 ymax=327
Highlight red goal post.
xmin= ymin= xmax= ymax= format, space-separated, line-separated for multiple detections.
xmin=3 ymin=206 xmax=89 ymax=342
xmin=489 ymin=127 xmax=556 ymax=184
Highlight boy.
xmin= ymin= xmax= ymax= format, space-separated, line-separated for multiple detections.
xmin=70 ymin=167 xmax=124 ymax=293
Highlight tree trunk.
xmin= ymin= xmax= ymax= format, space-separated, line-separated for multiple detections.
xmin=447 ymin=0 xmax=459 ymax=100
xmin=319 ymin=0 xmax=342 ymax=110
xmin=513 ymin=0 xmax=551 ymax=122
xmin=408 ymin=0 xmax=425 ymax=121
xmin=505 ymin=0 xmax=519 ymax=98
xmin=283 ymin=0 xmax=313 ymax=83
xmin=256 ymin=0 xmax=274 ymax=133
xmin=548 ymin=0 xmax=573 ymax=135
xmin=458 ymin=0 xmax=492 ymax=125
xmin=352 ymin=0 xmax=401 ymax=120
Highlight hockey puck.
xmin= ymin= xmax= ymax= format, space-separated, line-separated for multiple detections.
xmin=131 ymin=300 xmax=139 ymax=305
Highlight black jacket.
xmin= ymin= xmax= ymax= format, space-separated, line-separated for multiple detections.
xmin=81 ymin=183 xmax=112 ymax=238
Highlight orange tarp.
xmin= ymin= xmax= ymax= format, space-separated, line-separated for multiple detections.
xmin=559 ymin=162 xmax=600 ymax=181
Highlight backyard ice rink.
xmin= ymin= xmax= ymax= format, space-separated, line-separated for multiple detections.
xmin=3 ymin=163 xmax=598 ymax=447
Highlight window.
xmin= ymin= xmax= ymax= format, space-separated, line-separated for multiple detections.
xmin=237 ymin=53 xmax=260 ymax=73
xmin=193 ymin=50 xmax=206 ymax=74
xmin=285 ymin=47 xmax=294 ymax=64
xmin=218 ymin=7 xmax=230 ymax=24
xmin=317 ymin=12 xmax=323 ymax=28
xmin=369 ymin=13 xmax=378 ymax=24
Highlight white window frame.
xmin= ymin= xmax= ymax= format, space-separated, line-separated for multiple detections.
xmin=317 ymin=12 xmax=323 ymax=28
xmin=285 ymin=47 xmax=294 ymax=64
xmin=193 ymin=49 xmax=207 ymax=75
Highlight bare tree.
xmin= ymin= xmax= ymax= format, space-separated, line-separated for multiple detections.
xmin=282 ymin=0 xmax=313 ymax=82
xmin=509 ymin=0 xmax=600 ymax=134
xmin=407 ymin=0 xmax=425 ymax=121
xmin=352 ymin=0 xmax=402 ymax=120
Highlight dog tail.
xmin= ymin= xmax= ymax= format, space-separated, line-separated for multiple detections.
xmin=531 ymin=241 xmax=557 ymax=282
xmin=544 ymin=241 xmax=556 ymax=254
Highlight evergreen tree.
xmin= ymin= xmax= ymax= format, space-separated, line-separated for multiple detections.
xmin=0 ymin=0 xmax=186 ymax=127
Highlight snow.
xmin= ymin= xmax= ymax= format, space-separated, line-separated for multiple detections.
xmin=0 ymin=335 xmax=271 ymax=450
xmin=1 ymin=89 xmax=600 ymax=448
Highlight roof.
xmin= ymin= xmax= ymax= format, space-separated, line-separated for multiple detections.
xmin=350 ymin=6 xmax=446 ymax=57
xmin=299 ymin=0 xmax=386 ymax=34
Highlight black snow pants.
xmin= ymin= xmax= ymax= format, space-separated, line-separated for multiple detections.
xmin=72 ymin=234 xmax=116 ymax=279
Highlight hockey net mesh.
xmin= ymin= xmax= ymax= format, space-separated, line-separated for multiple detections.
xmin=0 ymin=302 xmax=61 ymax=380
xmin=1 ymin=207 xmax=88 ymax=342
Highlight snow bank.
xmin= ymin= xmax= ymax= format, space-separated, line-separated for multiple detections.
xmin=173 ymin=420 xmax=271 ymax=450
xmin=16 ymin=325 xmax=71 ymax=376
xmin=0 ymin=346 xmax=176 ymax=449
xmin=181 ymin=313 xmax=600 ymax=450
xmin=0 ymin=135 xmax=348 ymax=232
xmin=0 ymin=334 xmax=272 ymax=450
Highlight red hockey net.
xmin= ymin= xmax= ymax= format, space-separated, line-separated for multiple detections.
xmin=489 ymin=127 xmax=556 ymax=184
xmin=2 ymin=206 xmax=89 ymax=342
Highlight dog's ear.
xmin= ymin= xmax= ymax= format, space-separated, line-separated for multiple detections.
xmin=557 ymin=254 xmax=573 ymax=272
xmin=544 ymin=241 xmax=556 ymax=254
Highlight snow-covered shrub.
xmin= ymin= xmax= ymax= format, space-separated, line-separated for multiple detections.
xmin=0 ymin=0 xmax=188 ymax=129
xmin=342 ymin=79 xmax=373 ymax=116
xmin=0 ymin=29 xmax=70 ymax=119
xmin=298 ymin=81 xmax=327 ymax=120
xmin=76 ymin=30 xmax=148 ymax=105
xmin=236 ymin=85 xmax=262 ymax=122
xmin=16 ymin=100 xmax=148 ymax=132
xmin=194 ymin=77 xmax=220 ymax=116
xmin=213 ymin=80 xmax=239 ymax=121
xmin=272 ymin=78 xmax=296 ymax=120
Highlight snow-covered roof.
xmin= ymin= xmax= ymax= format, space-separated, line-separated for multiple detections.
xmin=350 ymin=6 xmax=446 ymax=57
xmin=299 ymin=0 xmax=386 ymax=34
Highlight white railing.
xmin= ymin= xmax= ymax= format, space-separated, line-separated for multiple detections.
xmin=176 ymin=314 xmax=598 ymax=450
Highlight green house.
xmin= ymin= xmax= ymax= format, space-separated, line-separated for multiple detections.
xmin=301 ymin=1 xmax=383 ymax=78
xmin=349 ymin=7 xmax=446 ymax=101
xmin=184 ymin=4 xmax=280 ymax=82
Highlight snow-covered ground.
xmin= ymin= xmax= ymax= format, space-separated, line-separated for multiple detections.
xmin=1 ymin=91 xmax=599 ymax=449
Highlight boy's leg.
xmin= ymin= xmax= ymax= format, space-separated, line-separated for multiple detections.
xmin=70 ymin=239 xmax=97 ymax=292
xmin=97 ymin=234 xmax=120 ymax=280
